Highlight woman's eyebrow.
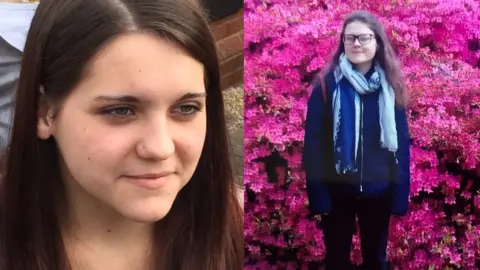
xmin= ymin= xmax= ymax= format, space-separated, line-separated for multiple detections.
xmin=344 ymin=32 xmax=373 ymax=35
xmin=93 ymin=92 xmax=207 ymax=103
xmin=177 ymin=92 xmax=207 ymax=101
xmin=94 ymin=95 xmax=141 ymax=103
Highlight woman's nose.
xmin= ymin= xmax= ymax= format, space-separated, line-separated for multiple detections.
xmin=136 ymin=121 xmax=175 ymax=161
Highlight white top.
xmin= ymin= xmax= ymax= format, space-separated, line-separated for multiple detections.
xmin=0 ymin=2 xmax=39 ymax=52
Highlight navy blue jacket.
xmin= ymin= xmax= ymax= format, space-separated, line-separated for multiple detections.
xmin=302 ymin=70 xmax=411 ymax=216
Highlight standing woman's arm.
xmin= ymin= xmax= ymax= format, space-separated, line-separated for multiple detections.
xmin=391 ymin=106 xmax=411 ymax=216
xmin=302 ymin=82 xmax=331 ymax=215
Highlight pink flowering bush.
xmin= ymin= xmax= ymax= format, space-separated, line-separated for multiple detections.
xmin=243 ymin=0 xmax=480 ymax=269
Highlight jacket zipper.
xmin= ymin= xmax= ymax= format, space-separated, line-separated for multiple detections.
xmin=360 ymin=98 xmax=364 ymax=193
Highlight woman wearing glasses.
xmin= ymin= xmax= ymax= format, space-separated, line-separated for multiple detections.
xmin=303 ymin=10 xmax=411 ymax=270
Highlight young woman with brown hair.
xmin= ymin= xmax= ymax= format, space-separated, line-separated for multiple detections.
xmin=303 ymin=10 xmax=411 ymax=270
xmin=0 ymin=0 xmax=243 ymax=269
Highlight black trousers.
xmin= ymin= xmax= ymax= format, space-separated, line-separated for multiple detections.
xmin=322 ymin=194 xmax=391 ymax=270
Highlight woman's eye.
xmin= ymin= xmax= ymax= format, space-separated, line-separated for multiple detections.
xmin=173 ymin=104 xmax=201 ymax=116
xmin=103 ymin=107 xmax=135 ymax=119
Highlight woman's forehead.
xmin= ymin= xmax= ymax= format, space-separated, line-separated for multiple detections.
xmin=344 ymin=21 xmax=374 ymax=35
xmin=77 ymin=33 xmax=205 ymax=100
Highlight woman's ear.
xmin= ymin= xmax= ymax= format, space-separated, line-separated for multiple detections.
xmin=37 ymin=85 xmax=55 ymax=139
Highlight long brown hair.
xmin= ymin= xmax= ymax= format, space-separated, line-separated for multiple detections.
xmin=0 ymin=0 xmax=243 ymax=269
xmin=318 ymin=10 xmax=408 ymax=107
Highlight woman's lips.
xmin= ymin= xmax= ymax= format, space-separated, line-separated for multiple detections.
xmin=124 ymin=172 xmax=173 ymax=189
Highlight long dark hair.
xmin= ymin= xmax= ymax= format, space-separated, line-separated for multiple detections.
xmin=0 ymin=0 xmax=243 ymax=269
xmin=317 ymin=10 xmax=408 ymax=107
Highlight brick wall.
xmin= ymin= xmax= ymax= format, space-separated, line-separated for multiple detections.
xmin=210 ymin=9 xmax=244 ymax=90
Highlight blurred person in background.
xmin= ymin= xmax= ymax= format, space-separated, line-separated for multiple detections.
xmin=0 ymin=0 xmax=38 ymax=155
xmin=303 ymin=10 xmax=411 ymax=270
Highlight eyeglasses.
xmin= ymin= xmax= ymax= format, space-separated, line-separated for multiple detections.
xmin=343 ymin=34 xmax=375 ymax=45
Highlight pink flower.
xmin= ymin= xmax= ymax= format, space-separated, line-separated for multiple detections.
xmin=244 ymin=0 xmax=480 ymax=268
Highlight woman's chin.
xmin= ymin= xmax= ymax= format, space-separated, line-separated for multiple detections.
xmin=347 ymin=55 xmax=368 ymax=65
xmin=118 ymin=200 xmax=174 ymax=223
xmin=126 ymin=212 xmax=168 ymax=223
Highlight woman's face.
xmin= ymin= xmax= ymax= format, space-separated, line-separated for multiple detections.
xmin=343 ymin=21 xmax=377 ymax=65
xmin=37 ymin=33 xmax=207 ymax=223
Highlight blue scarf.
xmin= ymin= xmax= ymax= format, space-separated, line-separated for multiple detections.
xmin=332 ymin=53 xmax=398 ymax=175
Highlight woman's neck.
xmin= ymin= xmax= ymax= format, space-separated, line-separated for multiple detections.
xmin=353 ymin=61 xmax=373 ymax=75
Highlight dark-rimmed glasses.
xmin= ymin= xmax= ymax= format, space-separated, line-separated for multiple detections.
xmin=343 ymin=34 xmax=375 ymax=45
